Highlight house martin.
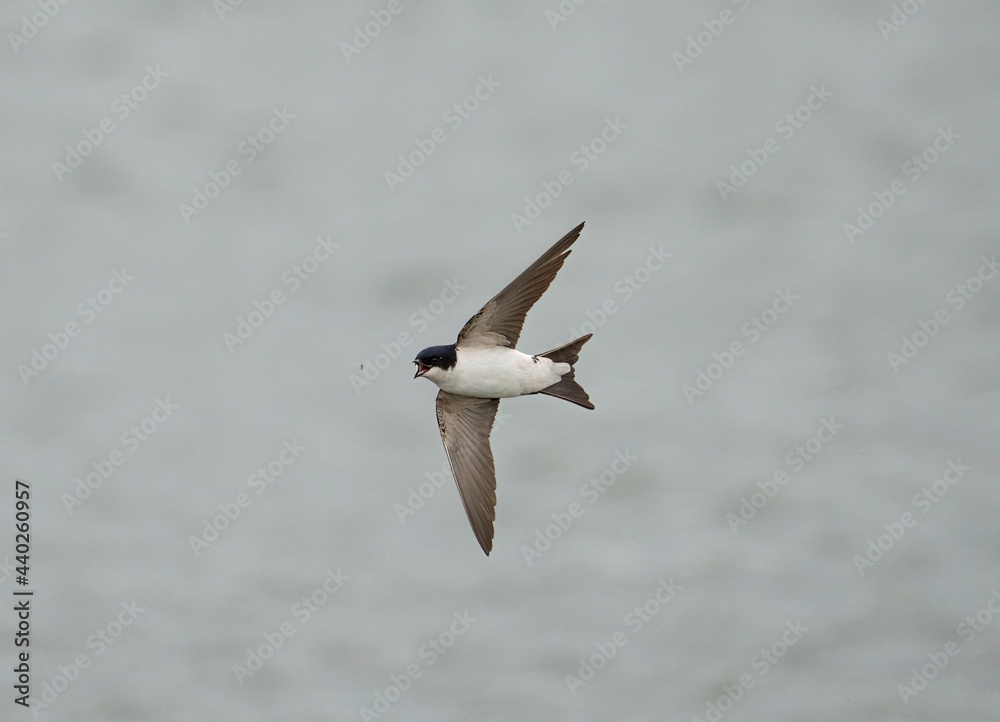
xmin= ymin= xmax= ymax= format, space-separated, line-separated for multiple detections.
xmin=413 ymin=222 xmax=594 ymax=555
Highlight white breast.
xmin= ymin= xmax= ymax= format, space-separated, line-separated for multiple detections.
xmin=432 ymin=346 xmax=568 ymax=398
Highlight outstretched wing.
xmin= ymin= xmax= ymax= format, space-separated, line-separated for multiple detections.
xmin=436 ymin=391 xmax=500 ymax=555
xmin=456 ymin=222 xmax=585 ymax=349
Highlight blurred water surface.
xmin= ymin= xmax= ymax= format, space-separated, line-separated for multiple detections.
xmin=2 ymin=2 xmax=999 ymax=720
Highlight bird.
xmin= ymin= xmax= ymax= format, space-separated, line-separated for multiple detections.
xmin=413 ymin=222 xmax=594 ymax=555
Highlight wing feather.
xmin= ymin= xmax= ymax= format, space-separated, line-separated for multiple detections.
xmin=436 ymin=391 xmax=501 ymax=555
xmin=456 ymin=222 xmax=584 ymax=348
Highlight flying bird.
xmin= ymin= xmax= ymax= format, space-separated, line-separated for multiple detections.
xmin=413 ymin=222 xmax=594 ymax=555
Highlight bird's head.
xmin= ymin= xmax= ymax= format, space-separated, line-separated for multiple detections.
xmin=413 ymin=344 xmax=457 ymax=380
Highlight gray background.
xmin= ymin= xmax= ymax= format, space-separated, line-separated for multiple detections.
xmin=2 ymin=1 xmax=999 ymax=720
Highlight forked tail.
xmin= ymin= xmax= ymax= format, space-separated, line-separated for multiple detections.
xmin=535 ymin=333 xmax=594 ymax=409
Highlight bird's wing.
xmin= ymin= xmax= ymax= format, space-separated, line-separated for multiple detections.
xmin=436 ymin=390 xmax=500 ymax=555
xmin=456 ymin=222 xmax=584 ymax=349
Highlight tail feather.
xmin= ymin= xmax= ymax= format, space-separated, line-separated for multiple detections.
xmin=535 ymin=334 xmax=594 ymax=410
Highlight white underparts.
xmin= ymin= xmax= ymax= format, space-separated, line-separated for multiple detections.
xmin=422 ymin=346 xmax=568 ymax=398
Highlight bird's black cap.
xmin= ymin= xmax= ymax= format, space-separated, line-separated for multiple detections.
xmin=413 ymin=344 xmax=457 ymax=377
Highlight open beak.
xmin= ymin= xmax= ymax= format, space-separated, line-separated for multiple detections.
xmin=414 ymin=361 xmax=430 ymax=379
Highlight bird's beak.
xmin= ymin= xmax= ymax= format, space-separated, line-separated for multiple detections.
xmin=414 ymin=361 xmax=429 ymax=379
